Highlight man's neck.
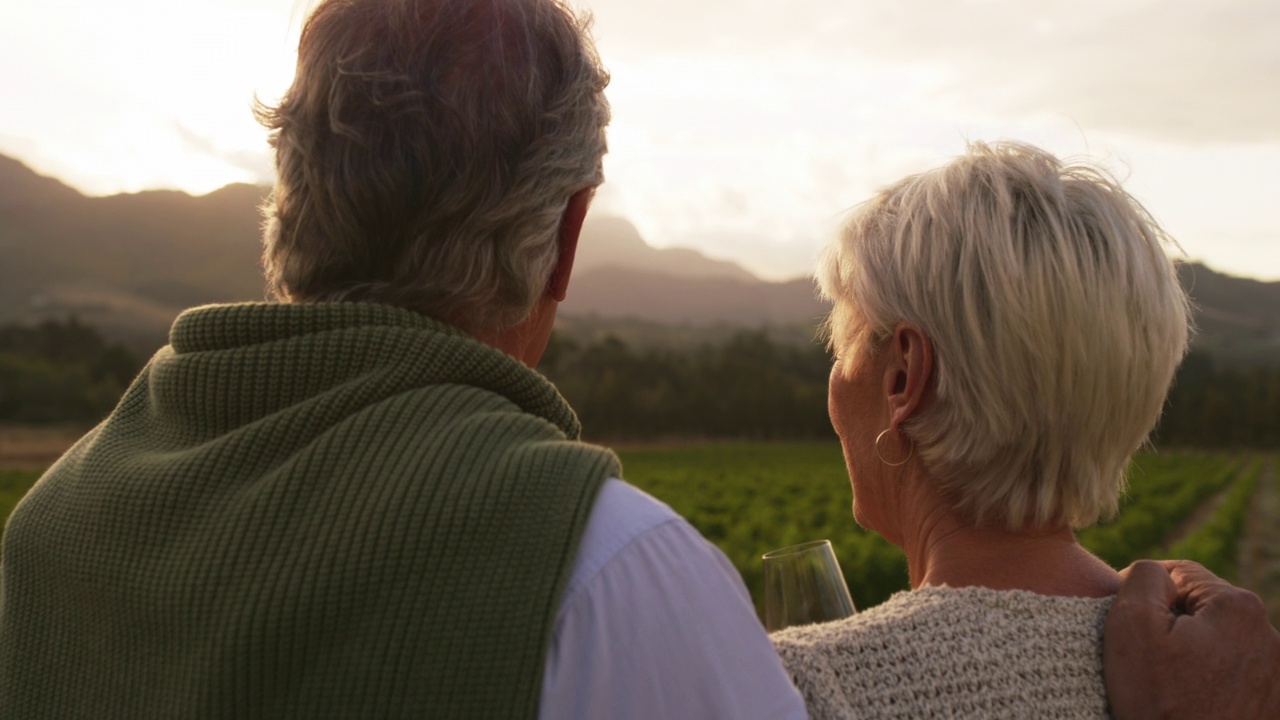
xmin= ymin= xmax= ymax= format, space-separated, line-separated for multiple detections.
xmin=473 ymin=296 xmax=558 ymax=368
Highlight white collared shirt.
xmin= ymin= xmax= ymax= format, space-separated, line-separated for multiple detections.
xmin=540 ymin=478 xmax=808 ymax=719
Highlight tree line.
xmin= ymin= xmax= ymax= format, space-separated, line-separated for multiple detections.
xmin=0 ymin=318 xmax=140 ymax=423
xmin=2 ymin=318 xmax=1278 ymax=449
xmin=541 ymin=331 xmax=834 ymax=441
xmin=543 ymin=332 xmax=1280 ymax=449
xmin=1158 ymin=352 xmax=1280 ymax=448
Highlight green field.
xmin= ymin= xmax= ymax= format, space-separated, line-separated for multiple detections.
xmin=616 ymin=443 xmax=907 ymax=612
xmin=2 ymin=446 xmax=1275 ymax=622
xmin=615 ymin=445 xmax=1275 ymax=615
xmin=0 ymin=469 xmax=40 ymax=538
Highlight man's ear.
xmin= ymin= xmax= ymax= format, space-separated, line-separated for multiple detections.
xmin=883 ymin=322 xmax=934 ymax=431
xmin=548 ymin=187 xmax=594 ymax=302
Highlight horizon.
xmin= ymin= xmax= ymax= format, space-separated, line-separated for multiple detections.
xmin=7 ymin=151 xmax=1276 ymax=289
xmin=2 ymin=0 xmax=1278 ymax=283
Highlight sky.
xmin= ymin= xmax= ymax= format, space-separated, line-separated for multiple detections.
xmin=2 ymin=0 xmax=1278 ymax=282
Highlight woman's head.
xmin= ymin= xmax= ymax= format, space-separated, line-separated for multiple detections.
xmin=819 ymin=141 xmax=1190 ymax=531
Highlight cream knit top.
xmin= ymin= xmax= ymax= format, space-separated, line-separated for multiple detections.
xmin=771 ymin=586 xmax=1114 ymax=719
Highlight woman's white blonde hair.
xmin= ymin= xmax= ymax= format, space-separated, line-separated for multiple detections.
xmin=819 ymin=141 xmax=1191 ymax=530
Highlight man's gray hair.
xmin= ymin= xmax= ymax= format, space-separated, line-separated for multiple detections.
xmin=819 ymin=141 xmax=1191 ymax=530
xmin=257 ymin=0 xmax=610 ymax=333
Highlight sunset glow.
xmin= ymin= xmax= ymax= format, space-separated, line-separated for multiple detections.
xmin=2 ymin=0 xmax=1277 ymax=281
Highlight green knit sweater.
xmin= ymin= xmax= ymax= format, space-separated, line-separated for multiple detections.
xmin=0 ymin=302 xmax=621 ymax=718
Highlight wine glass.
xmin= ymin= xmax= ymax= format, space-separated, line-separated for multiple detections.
xmin=762 ymin=539 xmax=856 ymax=632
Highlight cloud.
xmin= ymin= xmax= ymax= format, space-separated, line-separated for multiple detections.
xmin=172 ymin=123 xmax=274 ymax=185
xmin=672 ymin=228 xmax=823 ymax=282
xmin=879 ymin=0 xmax=1280 ymax=146
xmin=587 ymin=0 xmax=1280 ymax=146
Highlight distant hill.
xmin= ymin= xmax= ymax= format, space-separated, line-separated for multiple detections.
xmin=562 ymin=266 xmax=824 ymax=326
xmin=1 ymin=153 xmax=1277 ymax=364
xmin=1177 ymin=263 xmax=1280 ymax=365
xmin=0 ymin=155 xmax=266 ymax=351
xmin=0 ymin=153 xmax=820 ymax=351
xmin=575 ymin=215 xmax=757 ymax=282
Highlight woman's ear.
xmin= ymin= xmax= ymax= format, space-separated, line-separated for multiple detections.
xmin=883 ymin=323 xmax=934 ymax=431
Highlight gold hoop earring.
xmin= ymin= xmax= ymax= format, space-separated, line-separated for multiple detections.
xmin=875 ymin=428 xmax=913 ymax=467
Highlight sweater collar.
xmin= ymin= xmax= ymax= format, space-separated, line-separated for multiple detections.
xmin=162 ymin=302 xmax=583 ymax=439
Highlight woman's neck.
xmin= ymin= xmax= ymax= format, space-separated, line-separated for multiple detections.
xmin=895 ymin=481 xmax=1120 ymax=598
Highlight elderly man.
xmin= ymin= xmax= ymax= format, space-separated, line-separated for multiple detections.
xmin=0 ymin=0 xmax=1274 ymax=718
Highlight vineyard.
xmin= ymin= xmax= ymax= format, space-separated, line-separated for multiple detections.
xmin=613 ymin=444 xmax=1280 ymax=624
xmin=0 ymin=469 xmax=36 ymax=539
xmin=1 ymin=443 xmax=1277 ymax=627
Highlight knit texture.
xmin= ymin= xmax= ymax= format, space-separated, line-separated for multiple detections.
xmin=0 ymin=301 xmax=621 ymax=719
xmin=772 ymin=586 xmax=1113 ymax=719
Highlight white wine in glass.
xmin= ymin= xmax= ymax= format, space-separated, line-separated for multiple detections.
xmin=762 ymin=539 xmax=856 ymax=632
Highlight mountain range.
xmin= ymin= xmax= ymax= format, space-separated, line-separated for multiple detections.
xmin=2 ymin=154 xmax=1277 ymax=364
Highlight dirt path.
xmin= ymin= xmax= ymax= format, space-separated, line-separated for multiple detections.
xmin=0 ymin=425 xmax=83 ymax=470
xmin=1237 ymin=458 xmax=1280 ymax=630
xmin=1159 ymin=472 xmax=1235 ymax=553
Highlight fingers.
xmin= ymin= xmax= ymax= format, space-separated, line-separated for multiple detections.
xmin=1158 ymin=560 xmax=1266 ymax=618
xmin=1161 ymin=560 xmax=1226 ymax=614
xmin=1105 ymin=561 xmax=1178 ymax=676
xmin=1104 ymin=561 xmax=1179 ymax=718
xmin=1113 ymin=560 xmax=1177 ymax=616
xmin=1157 ymin=559 xmax=1228 ymax=590
xmin=1105 ymin=559 xmax=1280 ymax=719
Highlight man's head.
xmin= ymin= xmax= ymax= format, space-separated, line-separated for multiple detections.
xmin=257 ymin=0 xmax=610 ymax=335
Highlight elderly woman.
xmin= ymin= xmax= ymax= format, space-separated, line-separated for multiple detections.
xmin=772 ymin=141 xmax=1191 ymax=718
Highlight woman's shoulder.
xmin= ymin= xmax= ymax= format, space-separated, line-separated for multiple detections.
xmin=895 ymin=584 xmax=1115 ymax=628
xmin=778 ymin=585 xmax=1111 ymax=635
xmin=770 ymin=587 xmax=1114 ymax=719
